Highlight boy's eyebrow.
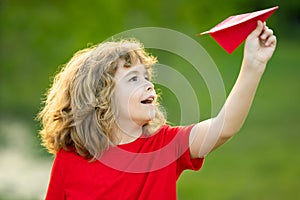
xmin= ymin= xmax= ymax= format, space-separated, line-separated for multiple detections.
xmin=124 ymin=70 xmax=138 ymax=78
xmin=124 ymin=68 xmax=150 ymax=78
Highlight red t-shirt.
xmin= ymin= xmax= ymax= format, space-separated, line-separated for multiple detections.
xmin=45 ymin=125 xmax=204 ymax=200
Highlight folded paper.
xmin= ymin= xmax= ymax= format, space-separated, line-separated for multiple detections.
xmin=198 ymin=6 xmax=279 ymax=53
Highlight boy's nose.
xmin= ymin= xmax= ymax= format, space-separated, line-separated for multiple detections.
xmin=145 ymin=81 xmax=154 ymax=91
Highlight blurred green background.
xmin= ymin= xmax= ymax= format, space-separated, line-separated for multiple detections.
xmin=0 ymin=0 xmax=299 ymax=199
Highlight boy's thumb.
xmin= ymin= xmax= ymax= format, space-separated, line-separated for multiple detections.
xmin=250 ymin=20 xmax=264 ymax=38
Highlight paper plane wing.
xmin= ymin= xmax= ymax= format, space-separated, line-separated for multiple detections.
xmin=198 ymin=6 xmax=279 ymax=53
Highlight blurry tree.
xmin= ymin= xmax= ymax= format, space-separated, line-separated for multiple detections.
xmin=0 ymin=0 xmax=299 ymax=118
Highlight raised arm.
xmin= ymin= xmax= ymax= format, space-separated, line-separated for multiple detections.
xmin=190 ymin=21 xmax=277 ymax=158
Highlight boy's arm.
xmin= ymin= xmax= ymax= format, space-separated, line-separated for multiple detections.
xmin=190 ymin=21 xmax=277 ymax=158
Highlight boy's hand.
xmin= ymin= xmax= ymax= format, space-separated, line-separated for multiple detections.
xmin=243 ymin=20 xmax=277 ymax=73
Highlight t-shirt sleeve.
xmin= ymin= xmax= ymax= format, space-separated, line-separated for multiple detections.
xmin=45 ymin=151 xmax=65 ymax=200
xmin=170 ymin=125 xmax=204 ymax=178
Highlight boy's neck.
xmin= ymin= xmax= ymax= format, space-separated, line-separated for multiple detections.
xmin=113 ymin=121 xmax=143 ymax=145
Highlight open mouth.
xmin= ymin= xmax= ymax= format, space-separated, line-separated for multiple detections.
xmin=141 ymin=96 xmax=155 ymax=104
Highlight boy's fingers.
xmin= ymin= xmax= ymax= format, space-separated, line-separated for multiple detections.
xmin=265 ymin=35 xmax=276 ymax=46
xmin=260 ymin=28 xmax=274 ymax=40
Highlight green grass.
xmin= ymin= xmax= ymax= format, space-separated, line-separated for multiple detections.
xmin=177 ymin=121 xmax=300 ymax=199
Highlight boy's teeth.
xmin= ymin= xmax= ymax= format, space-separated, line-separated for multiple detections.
xmin=141 ymin=97 xmax=154 ymax=104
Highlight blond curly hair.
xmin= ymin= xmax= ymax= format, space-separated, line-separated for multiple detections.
xmin=37 ymin=39 xmax=166 ymax=161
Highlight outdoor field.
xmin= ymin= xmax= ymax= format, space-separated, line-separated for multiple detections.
xmin=0 ymin=1 xmax=299 ymax=199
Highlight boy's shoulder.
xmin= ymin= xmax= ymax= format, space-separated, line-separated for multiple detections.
xmin=56 ymin=147 xmax=84 ymax=161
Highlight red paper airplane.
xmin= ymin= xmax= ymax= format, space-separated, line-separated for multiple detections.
xmin=198 ymin=6 xmax=279 ymax=53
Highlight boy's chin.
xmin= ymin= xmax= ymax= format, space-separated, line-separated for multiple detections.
xmin=130 ymin=110 xmax=156 ymax=126
xmin=149 ymin=109 xmax=156 ymax=120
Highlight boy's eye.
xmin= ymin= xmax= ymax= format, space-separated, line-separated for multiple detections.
xmin=129 ymin=76 xmax=138 ymax=82
xmin=145 ymin=76 xmax=150 ymax=81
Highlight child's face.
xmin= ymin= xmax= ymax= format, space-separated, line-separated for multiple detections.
xmin=113 ymin=59 xmax=156 ymax=127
